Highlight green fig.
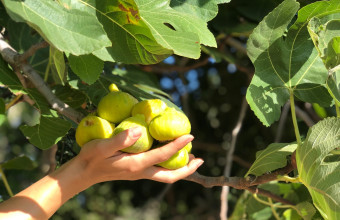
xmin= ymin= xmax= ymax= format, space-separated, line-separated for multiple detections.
xmin=113 ymin=114 xmax=153 ymax=153
xmin=131 ymin=99 xmax=167 ymax=124
xmin=158 ymin=147 xmax=189 ymax=170
xmin=183 ymin=142 xmax=192 ymax=154
xmin=97 ymin=84 xmax=138 ymax=123
xmin=75 ymin=115 xmax=115 ymax=147
xmin=149 ymin=108 xmax=191 ymax=141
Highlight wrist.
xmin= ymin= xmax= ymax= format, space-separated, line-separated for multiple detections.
xmin=51 ymin=156 xmax=95 ymax=196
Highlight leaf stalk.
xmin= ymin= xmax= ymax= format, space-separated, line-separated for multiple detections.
xmin=290 ymin=92 xmax=301 ymax=146
xmin=277 ymin=175 xmax=301 ymax=183
xmin=0 ymin=166 xmax=14 ymax=197
xmin=335 ymin=101 xmax=340 ymax=117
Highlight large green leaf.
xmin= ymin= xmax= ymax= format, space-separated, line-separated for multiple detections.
xmin=170 ymin=0 xmax=230 ymax=22
xmin=245 ymin=143 xmax=297 ymax=177
xmin=2 ymin=0 xmax=111 ymax=55
xmin=79 ymin=0 xmax=172 ymax=64
xmin=1 ymin=155 xmax=36 ymax=170
xmin=135 ymin=0 xmax=216 ymax=59
xmin=20 ymin=115 xmax=71 ymax=150
xmin=296 ymin=117 xmax=340 ymax=219
xmin=68 ymin=54 xmax=104 ymax=85
xmin=246 ymin=0 xmax=338 ymax=126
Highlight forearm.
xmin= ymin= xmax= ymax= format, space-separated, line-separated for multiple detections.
xmin=0 ymin=157 xmax=92 ymax=220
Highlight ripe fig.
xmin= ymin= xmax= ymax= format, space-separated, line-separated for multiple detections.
xmin=97 ymin=84 xmax=138 ymax=123
xmin=158 ymin=147 xmax=189 ymax=170
xmin=75 ymin=115 xmax=115 ymax=147
xmin=149 ymin=108 xmax=191 ymax=141
xmin=183 ymin=142 xmax=192 ymax=154
xmin=113 ymin=114 xmax=153 ymax=153
xmin=131 ymin=99 xmax=167 ymax=124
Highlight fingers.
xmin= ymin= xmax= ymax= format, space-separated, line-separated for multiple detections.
xmin=91 ymin=127 xmax=142 ymax=158
xmin=143 ymin=158 xmax=204 ymax=183
xmin=135 ymin=135 xmax=194 ymax=168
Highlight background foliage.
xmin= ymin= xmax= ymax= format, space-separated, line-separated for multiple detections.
xmin=0 ymin=0 xmax=339 ymax=219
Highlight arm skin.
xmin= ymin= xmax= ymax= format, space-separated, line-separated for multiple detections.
xmin=0 ymin=127 xmax=204 ymax=220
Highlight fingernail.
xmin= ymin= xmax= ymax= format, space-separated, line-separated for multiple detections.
xmin=183 ymin=134 xmax=194 ymax=143
xmin=196 ymin=159 xmax=204 ymax=167
xmin=130 ymin=126 xmax=142 ymax=139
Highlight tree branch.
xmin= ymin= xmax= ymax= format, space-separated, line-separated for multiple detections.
xmin=0 ymin=33 xmax=84 ymax=123
xmin=185 ymin=157 xmax=296 ymax=206
xmin=140 ymin=57 xmax=210 ymax=74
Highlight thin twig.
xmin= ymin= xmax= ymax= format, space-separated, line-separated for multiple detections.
xmin=295 ymin=105 xmax=315 ymax=127
xmin=220 ymin=97 xmax=248 ymax=220
xmin=0 ymin=166 xmax=14 ymax=197
xmin=249 ymin=187 xmax=295 ymax=206
xmin=0 ymin=33 xmax=84 ymax=123
xmin=304 ymin=103 xmax=322 ymax=122
xmin=47 ymin=145 xmax=58 ymax=174
xmin=225 ymin=37 xmax=247 ymax=56
xmin=15 ymin=41 xmax=49 ymax=63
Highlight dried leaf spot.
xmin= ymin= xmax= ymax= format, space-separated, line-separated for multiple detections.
xmin=118 ymin=3 xmax=140 ymax=24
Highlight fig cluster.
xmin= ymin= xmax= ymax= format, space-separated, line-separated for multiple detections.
xmin=75 ymin=84 xmax=192 ymax=170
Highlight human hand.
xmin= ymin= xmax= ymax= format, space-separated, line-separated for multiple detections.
xmin=0 ymin=127 xmax=203 ymax=220
xmin=75 ymin=127 xmax=204 ymax=186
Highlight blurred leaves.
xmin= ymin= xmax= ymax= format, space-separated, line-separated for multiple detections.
xmin=1 ymin=155 xmax=36 ymax=170
xmin=53 ymin=85 xmax=87 ymax=109
xmin=0 ymin=98 xmax=4 ymax=115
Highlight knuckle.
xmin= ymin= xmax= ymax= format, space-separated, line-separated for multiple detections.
xmin=127 ymin=159 xmax=142 ymax=173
